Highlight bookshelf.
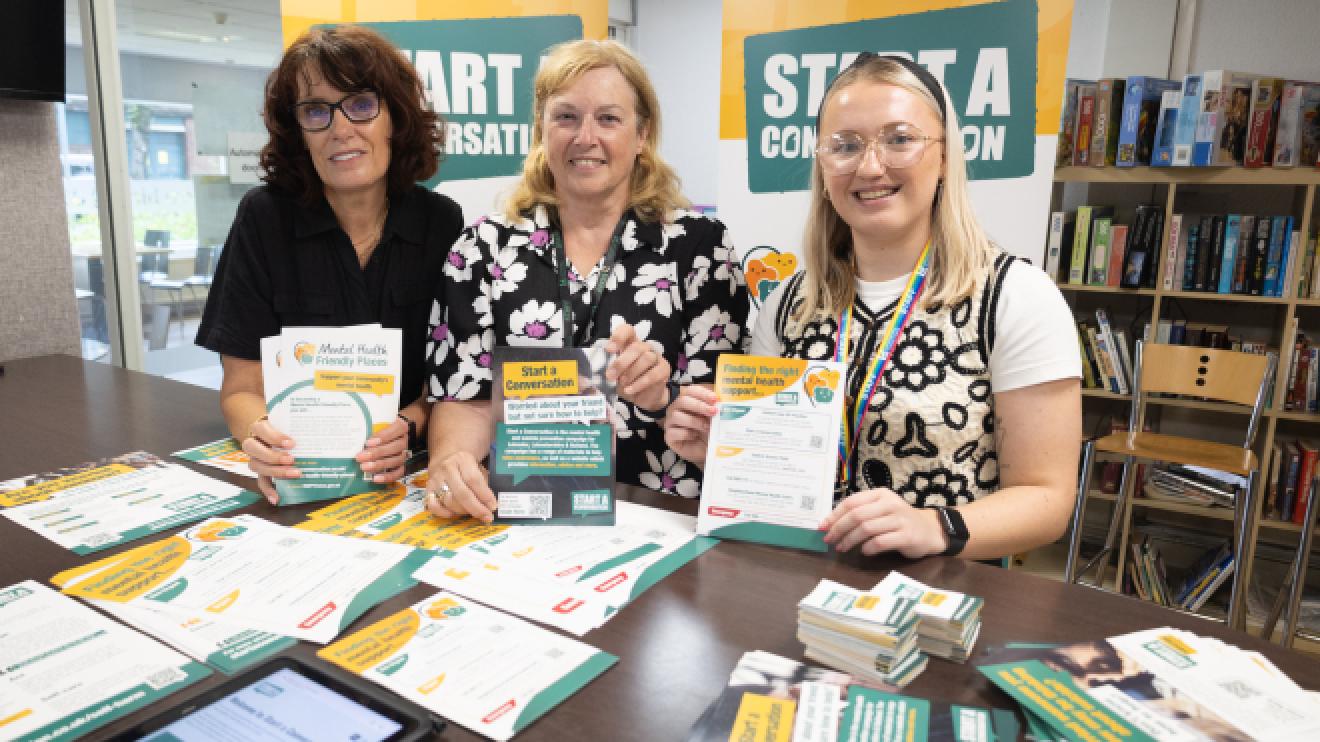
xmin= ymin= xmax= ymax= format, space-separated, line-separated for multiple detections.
xmin=1050 ymin=166 xmax=1320 ymax=640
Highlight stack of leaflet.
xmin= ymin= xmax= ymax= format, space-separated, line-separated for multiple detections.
xmin=979 ymin=627 xmax=1320 ymax=741
xmin=873 ymin=572 xmax=983 ymax=662
xmin=796 ymin=579 xmax=927 ymax=687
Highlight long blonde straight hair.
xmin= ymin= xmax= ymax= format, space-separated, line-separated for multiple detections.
xmin=793 ymin=56 xmax=996 ymax=330
xmin=503 ymin=40 xmax=688 ymax=223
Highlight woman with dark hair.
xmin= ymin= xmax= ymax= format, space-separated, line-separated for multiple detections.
xmin=422 ymin=40 xmax=749 ymax=522
xmin=196 ymin=25 xmax=464 ymax=503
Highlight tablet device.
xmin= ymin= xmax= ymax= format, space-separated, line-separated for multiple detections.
xmin=105 ymin=656 xmax=439 ymax=742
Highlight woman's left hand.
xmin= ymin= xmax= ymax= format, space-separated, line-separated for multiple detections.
xmin=605 ymin=322 xmax=672 ymax=411
xmin=820 ymin=488 xmax=948 ymax=558
xmin=356 ymin=417 xmax=410 ymax=484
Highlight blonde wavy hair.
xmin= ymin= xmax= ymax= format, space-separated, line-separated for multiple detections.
xmin=503 ymin=40 xmax=688 ymax=223
xmin=793 ymin=56 xmax=996 ymax=330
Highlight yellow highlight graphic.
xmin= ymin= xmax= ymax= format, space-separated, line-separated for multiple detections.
xmin=715 ymin=354 xmax=807 ymax=401
xmin=854 ymin=595 xmax=879 ymax=611
xmin=59 ymin=536 xmax=192 ymax=602
xmin=314 ymin=370 xmax=396 ymax=396
xmin=418 ymin=674 xmax=447 ymax=695
xmin=207 ymin=589 xmax=240 ymax=613
xmin=714 ymin=446 xmax=744 ymax=458
xmin=0 ymin=463 xmax=136 ymax=507
xmin=0 ymin=709 xmax=33 ymax=728
xmin=319 ymin=608 xmax=422 ymax=675
xmin=729 ymin=692 xmax=796 ymax=742
xmin=445 ymin=568 xmax=471 ymax=580
xmin=920 ymin=593 xmax=948 ymax=607
xmin=424 ymin=597 xmax=461 ymax=619
xmin=1157 ymin=634 xmax=1196 ymax=655
xmin=502 ymin=360 xmax=579 ymax=399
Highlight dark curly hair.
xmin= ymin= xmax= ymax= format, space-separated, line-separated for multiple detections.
xmin=259 ymin=25 xmax=444 ymax=202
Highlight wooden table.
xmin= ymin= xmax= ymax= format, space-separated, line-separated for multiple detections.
xmin=1 ymin=354 xmax=1317 ymax=741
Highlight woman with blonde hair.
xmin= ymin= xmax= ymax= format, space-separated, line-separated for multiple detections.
xmin=424 ymin=40 xmax=749 ymax=521
xmin=665 ymin=53 xmax=1080 ymax=560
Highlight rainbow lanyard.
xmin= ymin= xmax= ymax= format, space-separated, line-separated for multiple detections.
xmin=835 ymin=241 xmax=932 ymax=489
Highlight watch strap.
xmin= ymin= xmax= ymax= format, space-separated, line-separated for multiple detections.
xmin=936 ymin=506 xmax=969 ymax=556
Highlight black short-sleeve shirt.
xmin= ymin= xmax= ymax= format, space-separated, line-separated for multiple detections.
xmin=196 ymin=184 xmax=464 ymax=405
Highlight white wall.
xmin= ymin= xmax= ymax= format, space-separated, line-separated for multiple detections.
xmin=634 ymin=0 xmax=721 ymax=207
xmin=1186 ymin=0 xmax=1320 ymax=80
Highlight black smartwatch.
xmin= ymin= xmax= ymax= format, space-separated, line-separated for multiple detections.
xmin=635 ymin=381 xmax=680 ymax=417
xmin=934 ymin=506 xmax=969 ymax=556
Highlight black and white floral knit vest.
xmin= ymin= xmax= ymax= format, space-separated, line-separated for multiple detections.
xmin=773 ymin=252 xmax=1015 ymax=506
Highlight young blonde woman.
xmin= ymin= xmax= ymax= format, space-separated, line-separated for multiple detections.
xmin=665 ymin=54 xmax=1080 ymax=561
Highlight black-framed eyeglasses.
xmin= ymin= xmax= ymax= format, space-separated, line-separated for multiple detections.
xmin=815 ymin=123 xmax=943 ymax=174
xmin=292 ymin=90 xmax=381 ymax=132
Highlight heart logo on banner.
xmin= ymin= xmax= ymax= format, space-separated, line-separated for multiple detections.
xmin=741 ymin=246 xmax=799 ymax=308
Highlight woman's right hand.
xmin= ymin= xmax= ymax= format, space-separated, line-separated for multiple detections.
xmin=426 ymin=451 xmax=497 ymax=523
xmin=662 ymin=385 xmax=719 ymax=465
xmin=242 ymin=418 xmax=300 ymax=504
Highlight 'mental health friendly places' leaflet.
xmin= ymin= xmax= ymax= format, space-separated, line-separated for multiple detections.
xmin=697 ymin=355 xmax=845 ymax=551
xmin=261 ymin=325 xmax=402 ymax=505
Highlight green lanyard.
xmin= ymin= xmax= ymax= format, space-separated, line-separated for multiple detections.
xmin=552 ymin=217 xmax=629 ymax=348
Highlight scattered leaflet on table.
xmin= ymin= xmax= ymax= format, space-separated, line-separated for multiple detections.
xmin=797 ymin=579 xmax=927 ymax=687
xmin=260 ymin=325 xmax=402 ymax=505
xmin=319 ymin=591 xmax=616 ymax=741
xmin=0 ymin=580 xmax=210 ymax=742
xmin=697 ymin=355 xmax=845 ymax=551
xmin=872 ymin=572 xmax=983 ymax=662
xmin=83 ymin=600 xmax=294 ymax=675
xmin=978 ymin=627 xmax=1320 ymax=741
xmin=411 ymin=500 xmax=717 ymax=635
xmin=173 ymin=437 xmax=255 ymax=479
xmin=51 ymin=514 xmax=429 ymax=644
xmin=0 ymin=451 xmax=257 ymax=554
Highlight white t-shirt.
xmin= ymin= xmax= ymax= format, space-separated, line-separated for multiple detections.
xmin=750 ymin=259 xmax=1081 ymax=392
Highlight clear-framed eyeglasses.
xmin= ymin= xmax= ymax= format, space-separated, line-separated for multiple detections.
xmin=293 ymin=90 xmax=381 ymax=132
xmin=815 ymin=123 xmax=944 ymax=175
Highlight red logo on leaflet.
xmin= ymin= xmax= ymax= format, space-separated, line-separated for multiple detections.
xmin=555 ymin=565 xmax=583 ymax=578
xmin=298 ymin=602 xmax=336 ymax=628
xmin=594 ymin=572 xmax=627 ymax=593
xmin=707 ymin=507 xmax=741 ymax=518
xmin=482 ymin=700 xmax=517 ymax=724
xmin=553 ymin=598 xmax=584 ymax=614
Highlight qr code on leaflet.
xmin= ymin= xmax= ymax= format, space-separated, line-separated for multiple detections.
xmin=809 ymin=435 xmax=823 ymax=450
xmin=84 ymin=532 xmax=117 ymax=549
xmin=498 ymin=492 xmax=552 ymax=519
xmin=801 ymin=496 xmax=816 ymax=511
xmin=145 ymin=667 xmax=187 ymax=690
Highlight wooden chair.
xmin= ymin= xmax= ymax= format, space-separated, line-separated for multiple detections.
xmin=1064 ymin=340 xmax=1276 ymax=630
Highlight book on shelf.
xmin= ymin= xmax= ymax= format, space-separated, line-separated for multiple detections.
xmin=1055 ymin=78 xmax=1091 ymax=167
xmin=1298 ymin=85 xmax=1320 ymax=167
xmin=1193 ymin=214 xmax=1215 ymax=291
xmin=1072 ymin=82 xmax=1097 ymax=166
xmin=1120 ymin=204 xmax=1162 ymax=289
xmin=1264 ymin=215 xmax=1294 ymax=297
xmin=1094 ymin=309 xmax=1129 ymax=394
xmin=1217 ymin=214 xmax=1242 ymax=294
xmin=1117 ymin=76 xmax=1181 ymax=167
xmin=1086 ymin=325 xmax=1121 ymax=394
xmin=1144 ymin=464 xmax=1240 ymax=508
xmin=1272 ymin=81 xmax=1310 ymax=167
xmin=1283 ymin=229 xmax=1303 ymax=298
xmin=1180 ymin=219 xmax=1201 ymax=291
xmin=1076 ymin=322 xmax=1102 ymax=390
xmin=1151 ymin=88 xmax=1182 ymax=166
xmin=1043 ymin=210 xmax=1075 ymax=281
xmin=1087 ymin=217 xmax=1113 ymax=285
xmin=1192 ymin=70 xmax=1258 ymax=166
xmin=1067 ymin=205 xmax=1113 ymax=284
xmin=1090 ymin=77 xmax=1125 ymax=167
xmin=1247 ymin=213 xmax=1273 ymax=295
xmin=1107 ymin=224 xmax=1129 ymax=288
xmin=1234 ymin=214 xmax=1256 ymax=293
xmin=1162 ymin=214 xmax=1184 ymax=290
xmin=1175 ymin=541 xmax=1234 ymax=612
xmin=1244 ymin=77 xmax=1283 ymax=168
xmin=1171 ymin=73 xmax=1204 ymax=166
xmin=1206 ymin=214 xmax=1226 ymax=291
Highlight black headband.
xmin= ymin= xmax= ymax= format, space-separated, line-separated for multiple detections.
xmin=822 ymin=52 xmax=948 ymax=122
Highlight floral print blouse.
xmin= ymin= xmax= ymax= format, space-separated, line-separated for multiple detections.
xmin=426 ymin=205 xmax=750 ymax=496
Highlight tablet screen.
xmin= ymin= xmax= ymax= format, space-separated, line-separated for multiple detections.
xmin=138 ymin=666 xmax=402 ymax=742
